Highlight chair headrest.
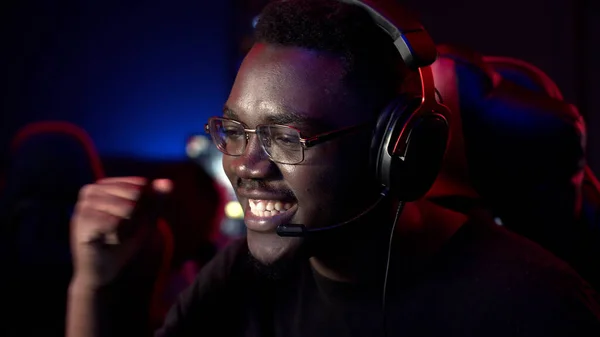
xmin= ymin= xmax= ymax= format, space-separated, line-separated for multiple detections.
xmin=430 ymin=45 xmax=586 ymax=225
xmin=483 ymin=55 xmax=564 ymax=101
xmin=0 ymin=121 xmax=104 ymax=220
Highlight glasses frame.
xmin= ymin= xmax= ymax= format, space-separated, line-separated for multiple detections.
xmin=204 ymin=117 xmax=369 ymax=164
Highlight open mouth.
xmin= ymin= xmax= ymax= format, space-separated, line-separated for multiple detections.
xmin=248 ymin=199 xmax=296 ymax=218
xmin=244 ymin=199 xmax=299 ymax=233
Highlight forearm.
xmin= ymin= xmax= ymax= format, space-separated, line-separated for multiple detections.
xmin=66 ymin=278 xmax=152 ymax=337
xmin=66 ymin=281 xmax=102 ymax=337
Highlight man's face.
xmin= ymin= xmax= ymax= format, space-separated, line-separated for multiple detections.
xmin=222 ymin=43 xmax=380 ymax=265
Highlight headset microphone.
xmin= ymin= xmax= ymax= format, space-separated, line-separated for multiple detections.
xmin=276 ymin=188 xmax=390 ymax=237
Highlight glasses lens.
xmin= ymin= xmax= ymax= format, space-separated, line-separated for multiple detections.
xmin=257 ymin=125 xmax=303 ymax=164
xmin=208 ymin=118 xmax=246 ymax=156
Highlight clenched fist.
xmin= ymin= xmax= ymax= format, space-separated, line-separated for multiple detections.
xmin=70 ymin=177 xmax=173 ymax=288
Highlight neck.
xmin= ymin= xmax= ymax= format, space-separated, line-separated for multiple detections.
xmin=308 ymin=198 xmax=468 ymax=284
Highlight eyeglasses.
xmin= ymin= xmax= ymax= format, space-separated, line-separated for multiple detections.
xmin=204 ymin=117 xmax=368 ymax=165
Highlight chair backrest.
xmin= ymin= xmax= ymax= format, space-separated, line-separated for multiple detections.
xmin=429 ymin=45 xmax=600 ymax=289
xmin=482 ymin=54 xmax=600 ymax=287
xmin=2 ymin=121 xmax=105 ymax=259
xmin=483 ymin=55 xmax=600 ymax=231
xmin=1 ymin=121 xmax=105 ymax=337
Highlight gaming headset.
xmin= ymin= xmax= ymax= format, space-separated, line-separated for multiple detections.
xmin=343 ymin=0 xmax=450 ymax=202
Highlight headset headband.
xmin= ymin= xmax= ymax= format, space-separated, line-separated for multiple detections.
xmin=337 ymin=0 xmax=437 ymax=69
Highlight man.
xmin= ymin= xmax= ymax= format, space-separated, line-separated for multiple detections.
xmin=66 ymin=1 xmax=600 ymax=336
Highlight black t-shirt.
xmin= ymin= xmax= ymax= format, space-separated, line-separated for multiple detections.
xmin=155 ymin=218 xmax=600 ymax=337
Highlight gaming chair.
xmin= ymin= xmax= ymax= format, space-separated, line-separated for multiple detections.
xmin=429 ymin=44 xmax=600 ymax=289
xmin=0 ymin=121 xmax=104 ymax=337
xmin=483 ymin=55 xmax=600 ymax=235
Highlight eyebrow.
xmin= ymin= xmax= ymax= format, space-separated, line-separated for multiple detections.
xmin=222 ymin=105 xmax=334 ymax=132
xmin=222 ymin=106 xmax=239 ymax=120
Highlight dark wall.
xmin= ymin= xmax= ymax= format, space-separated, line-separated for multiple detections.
xmin=583 ymin=0 xmax=600 ymax=175
xmin=404 ymin=0 xmax=579 ymax=101
xmin=1 ymin=0 xmax=232 ymax=162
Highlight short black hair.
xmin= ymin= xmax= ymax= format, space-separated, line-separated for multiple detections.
xmin=254 ymin=0 xmax=418 ymax=114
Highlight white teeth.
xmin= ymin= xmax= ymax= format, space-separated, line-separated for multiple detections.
xmin=249 ymin=199 xmax=294 ymax=217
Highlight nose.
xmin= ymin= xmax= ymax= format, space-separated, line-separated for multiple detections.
xmin=230 ymin=134 xmax=278 ymax=180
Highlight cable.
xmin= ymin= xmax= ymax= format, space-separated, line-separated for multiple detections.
xmin=381 ymin=200 xmax=405 ymax=336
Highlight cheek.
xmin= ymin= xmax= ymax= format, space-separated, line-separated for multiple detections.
xmin=286 ymin=144 xmax=376 ymax=211
xmin=222 ymin=157 xmax=236 ymax=183
xmin=282 ymin=165 xmax=339 ymax=223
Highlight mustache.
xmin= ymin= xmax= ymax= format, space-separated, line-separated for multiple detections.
xmin=236 ymin=178 xmax=295 ymax=198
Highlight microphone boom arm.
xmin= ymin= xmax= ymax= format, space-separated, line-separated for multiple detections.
xmin=276 ymin=187 xmax=390 ymax=237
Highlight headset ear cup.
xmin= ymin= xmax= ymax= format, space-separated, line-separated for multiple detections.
xmin=370 ymin=96 xmax=416 ymax=190
xmin=371 ymin=95 xmax=449 ymax=201
xmin=390 ymin=114 xmax=449 ymax=201
xmin=370 ymin=101 xmax=397 ymax=179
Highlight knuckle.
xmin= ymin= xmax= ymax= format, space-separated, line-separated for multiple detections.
xmin=76 ymin=208 xmax=119 ymax=230
xmin=74 ymin=198 xmax=94 ymax=216
xmin=78 ymin=184 xmax=97 ymax=200
xmin=73 ymin=200 xmax=86 ymax=215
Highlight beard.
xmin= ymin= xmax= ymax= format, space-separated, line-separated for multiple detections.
xmin=245 ymin=244 xmax=308 ymax=281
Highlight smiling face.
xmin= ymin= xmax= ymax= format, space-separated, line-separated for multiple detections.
xmin=222 ymin=43 xmax=383 ymax=265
